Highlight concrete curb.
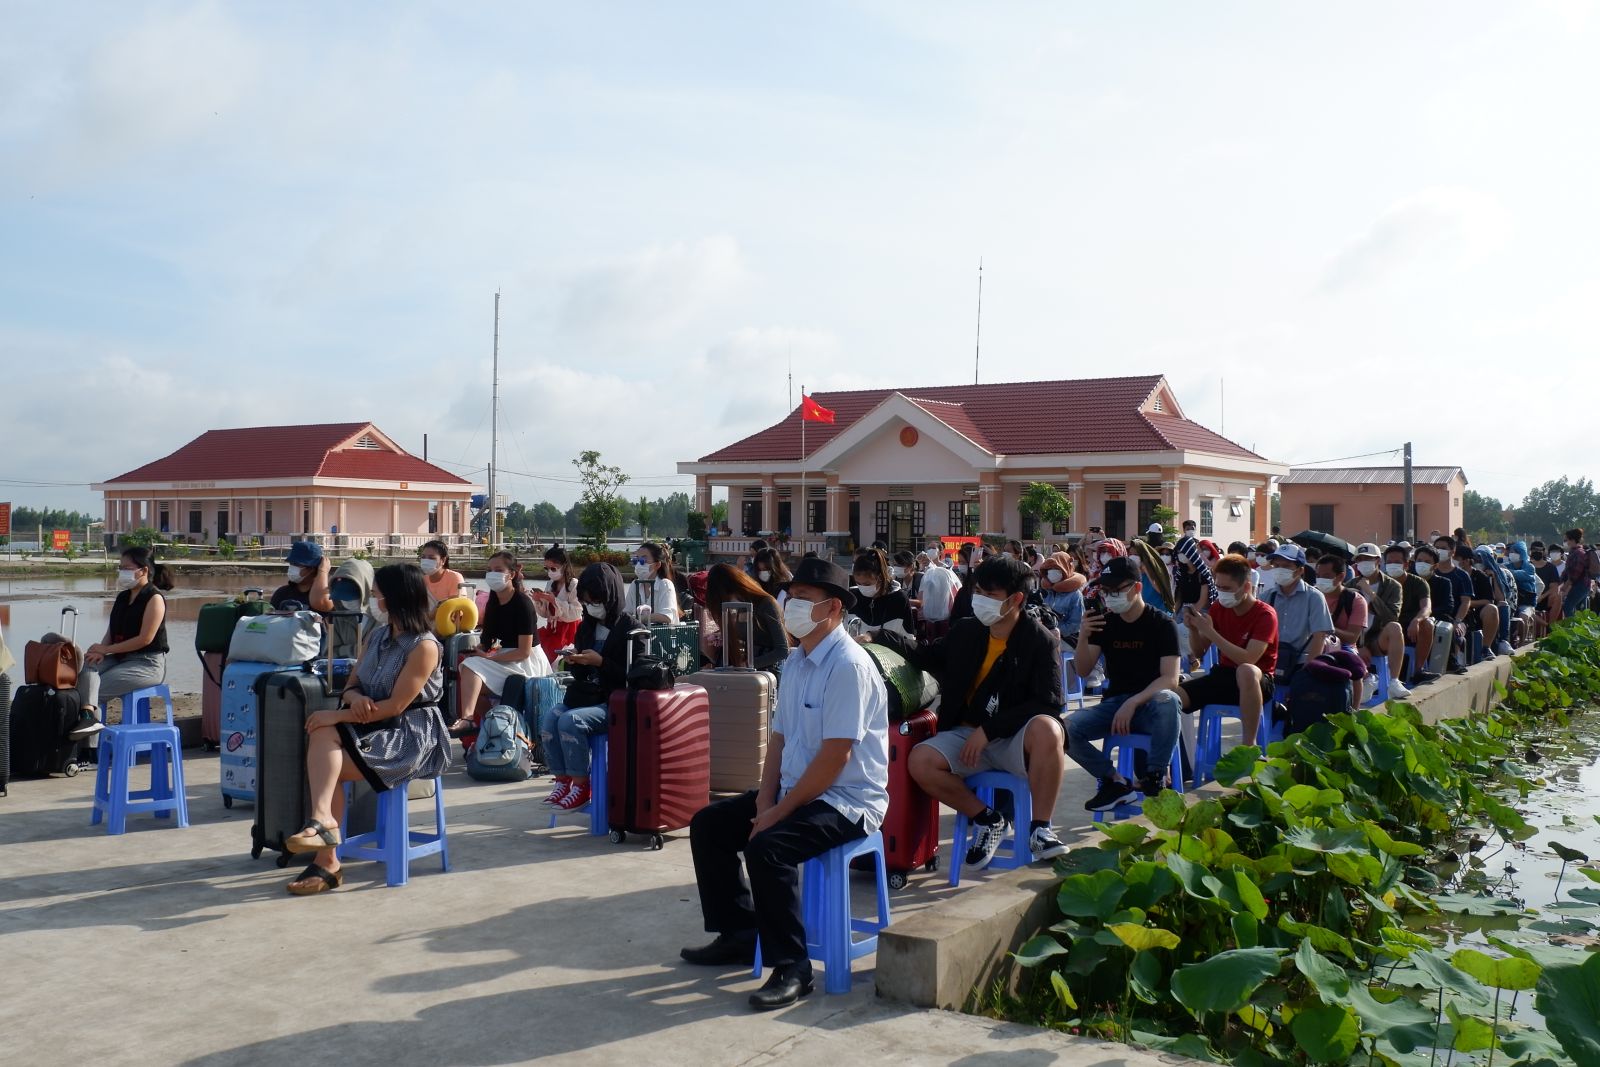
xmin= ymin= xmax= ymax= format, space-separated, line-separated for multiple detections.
xmin=875 ymin=649 xmax=1524 ymax=1008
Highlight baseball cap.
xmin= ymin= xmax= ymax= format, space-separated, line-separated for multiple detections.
xmin=1354 ymin=542 xmax=1381 ymax=560
xmin=1268 ymin=543 xmax=1308 ymax=567
xmin=1145 ymin=522 xmax=1164 ymax=535
xmin=286 ymin=541 xmax=324 ymax=568
xmin=1093 ymin=557 xmax=1141 ymax=589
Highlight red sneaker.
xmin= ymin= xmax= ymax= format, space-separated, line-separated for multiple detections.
xmin=555 ymin=783 xmax=592 ymax=810
xmin=542 ymin=777 xmax=572 ymax=805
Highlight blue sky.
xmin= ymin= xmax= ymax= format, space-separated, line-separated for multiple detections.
xmin=3 ymin=2 xmax=1597 ymax=514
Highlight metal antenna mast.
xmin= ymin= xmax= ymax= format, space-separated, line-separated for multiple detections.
xmin=973 ymin=258 xmax=984 ymax=384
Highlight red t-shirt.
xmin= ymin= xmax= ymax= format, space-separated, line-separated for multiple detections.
xmin=1209 ymin=599 xmax=1278 ymax=676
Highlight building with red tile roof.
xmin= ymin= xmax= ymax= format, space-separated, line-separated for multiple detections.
xmin=679 ymin=375 xmax=1287 ymax=554
xmin=1278 ymin=466 xmax=1466 ymax=544
xmin=93 ymin=423 xmax=481 ymax=552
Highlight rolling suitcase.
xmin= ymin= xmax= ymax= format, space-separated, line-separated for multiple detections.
xmin=1425 ymin=619 xmax=1454 ymax=676
xmin=880 ymin=708 xmax=940 ymax=889
xmin=200 ymin=651 xmax=225 ymax=751
xmin=0 ymin=672 xmax=10 ymax=795
xmin=251 ymin=663 xmax=339 ymax=865
xmin=218 ymin=660 xmax=282 ymax=808
xmin=7 ymin=683 xmax=84 ymax=780
xmin=441 ymin=630 xmax=481 ymax=722
xmin=702 ymin=602 xmax=774 ymax=793
xmin=606 ymin=629 xmax=710 ymax=848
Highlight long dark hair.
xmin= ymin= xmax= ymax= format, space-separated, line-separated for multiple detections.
xmin=121 ymin=546 xmax=175 ymax=591
xmin=852 ymin=548 xmax=889 ymax=587
xmin=420 ymin=539 xmax=451 ymax=567
xmin=374 ymin=563 xmax=431 ymax=635
xmin=640 ymin=541 xmax=676 ymax=584
xmin=543 ymin=545 xmax=571 ymax=591
xmin=704 ymin=563 xmax=778 ymax=617
xmin=752 ymin=547 xmax=791 ymax=595
xmin=487 ymin=550 xmax=526 ymax=594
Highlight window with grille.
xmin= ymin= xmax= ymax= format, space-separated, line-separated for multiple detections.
xmin=948 ymin=500 xmax=978 ymax=535
xmin=1200 ymin=500 xmax=1214 ymax=537
xmin=1137 ymin=499 xmax=1158 ymax=533
xmin=1104 ymin=483 xmax=1126 ymax=496
xmin=188 ymin=509 xmax=202 ymax=534
xmin=1139 ymin=483 xmax=1161 ymax=496
xmin=1021 ymin=513 xmax=1038 ymax=540
xmin=912 ymin=501 xmax=926 ymax=539
xmin=875 ymin=501 xmax=889 ymax=542
xmin=806 ymin=500 xmax=824 ymax=533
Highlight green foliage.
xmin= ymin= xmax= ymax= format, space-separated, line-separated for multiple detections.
xmin=7 ymin=505 xmax=100 ymax=531
xmin=122 ymin=526 xmax=161 ymax=549
xmin=1463 ymin=489 xmax=1511 ymax=541
xmin=215 ymin=538 xmax=235 ymax=559
xmin=1515 ymin=475 xmax=1600 ymax=542
xmin=571 ymin=450 xmax=630 ymax=550
xmin=1018 ymin=482 xmax=1072 ymax=529
xmin=635 ymin=496 xmax=653 ymax=538
xmin=1535 ymin=953 xmax=1600 ymax=1065
xmin=686 ymin=511 xmax=709 ymax=541
xmin=1149 ymin=504 xmax=1179 ymax=538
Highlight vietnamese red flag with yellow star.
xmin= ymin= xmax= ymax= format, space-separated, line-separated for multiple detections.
xmin=800 ymin=394 xmax=834 ymax=424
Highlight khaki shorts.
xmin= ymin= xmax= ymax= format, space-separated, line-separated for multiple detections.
xmin=917 ymin=725 xmax=1030 ymax=780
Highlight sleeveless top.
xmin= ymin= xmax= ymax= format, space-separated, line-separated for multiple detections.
xmin=110 ymin=584 xmax=169 ymax=655
xmin=355 ymin=626 xmax=443 ymax=707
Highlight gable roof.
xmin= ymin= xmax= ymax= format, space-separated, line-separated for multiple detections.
xmin=103 ymin=423 xmax=471 ymax=485
xmin=698 ymin=376 xmax=1264 ymax=463
xmin=1280 ymin=466 xmax=1465 ymax=487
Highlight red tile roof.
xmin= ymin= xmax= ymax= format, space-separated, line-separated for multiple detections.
xmin=104 ymin=423 xmax=472 ymax=485
xmin=699 ymin=376 xmax=1265 ymax=463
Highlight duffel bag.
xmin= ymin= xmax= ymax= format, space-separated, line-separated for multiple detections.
xmin=228 ymin=611 xmax=323 ymax=666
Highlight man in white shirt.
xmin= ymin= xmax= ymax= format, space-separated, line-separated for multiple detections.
xmin=682 ymin=558 xmax=890 ymax=1010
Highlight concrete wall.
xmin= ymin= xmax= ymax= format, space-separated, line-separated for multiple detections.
xmin=1281 ymin=480 xmax=1464 ymax=545
xmin=875 ymin=650 xmax=1522 ymax=1009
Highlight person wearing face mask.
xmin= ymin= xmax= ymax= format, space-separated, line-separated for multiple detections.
xmin=1415 ymin=545 xmax=1465 ymax=674
xmin=1313 ymin=555 xmax=1368 ymax=653
xmin=69 ymin=547 xmax=177 ymax=740
xmin=629 ymin=542 xmax=683 ymax=625
xmin=1348 ymin=543 xmax=1414 ymax=691
xmin=1453 ymin=545 xmax=1503 ymax=660
xmin=1037 ymin=550 xmax=1088 ymax=646
xmin=1558 ymin=528 xmax=1593 ymax=618
xmin=1256 ymin=543 xmax=1333 ymax=678
xmin=271 ymin=541 xmax=334 ymax=613
xmin=1381 ymin=544 xmax=1437 ymax=683
xmin=1128 ymin=535 xmax=1173 ymax=613
xmin=915 ymin=546 xmax=960 ymax=642
xmin=700 ymin=563 xmax=789 ymax=671
xmin=895 ymin=551 xmax=922 ymax=603
xmin=751 ymin=547 xmax=792 ymax=609
xmin=874 ymin=557 xmax=1069 ymax=867
xmin=847 ymin=548 xmax=914 ymax=639
xmin=681 ymin=558 xmax=889 ymax=1010
xmin=531 ymin=545 xmax=583 ymax=664
xmin=1177 ymin=554 xmax=1280 ymax=753
xmin=1532 ymin=542 xmax=1562 ymax=627
xmin=541 ymin=563 xmax=648 ymax=812
xmin=948 ymin=542 xmax=980 ymax=623
xmin=1430 ymin=537 xmax=1475 ymax=669
xmin=415 ymin=539 xmax=464 ymax=608
xmin=450 ymin=551 xmax=550 ymax=736
xmin=1066 ymin=557 xmax=1183 ymax=811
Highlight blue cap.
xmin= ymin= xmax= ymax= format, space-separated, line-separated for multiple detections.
xmin=286 ymin=541 xmax=324 ymax=568
xmin=1268 ymin=543 xmax=1308 ymax=567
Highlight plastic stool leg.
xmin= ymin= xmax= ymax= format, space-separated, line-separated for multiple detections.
xmin=822 ymin=850 xmax=851 ymax=994
xmin=384 ymin=790 xmax=409 ymax=888
xmin=170 ymin=742 xmax=189 ymax=828
xmin=434 ymin=778 xmax=450 ymax=873
xmin=108 ymin=738 xmax=130 ymax=836
xmin=948 ymin=810 xmax=968 ymax=888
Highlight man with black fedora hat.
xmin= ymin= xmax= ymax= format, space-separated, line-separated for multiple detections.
xmin=681 ymin=556 xmax=890 ymax=1010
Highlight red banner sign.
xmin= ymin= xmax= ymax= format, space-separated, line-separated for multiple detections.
xmin=52 ymin=529 xmax=71 ymax=551
xmin=0 ymin=502 xmax=9 ymax=536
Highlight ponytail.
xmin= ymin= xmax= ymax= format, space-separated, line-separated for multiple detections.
xmin=642 ymin=541 xmax=675 ymax=584
xmin=123 ymin=546 xmax=176 ymax=591
xmin=488 ymin=550 xmax=525 ymax=594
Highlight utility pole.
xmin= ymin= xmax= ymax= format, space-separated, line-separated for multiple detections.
xmin=973 ymin=258 xmax=984 ymax=385
xmin=488 ymin=291 xmax=501 ymax=551
xmin=1403 ymin=441 xmax=1415 ymax=542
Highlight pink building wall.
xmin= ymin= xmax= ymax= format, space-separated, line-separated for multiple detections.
xmin=1279 ymin=475 xmax=1465 ymax=544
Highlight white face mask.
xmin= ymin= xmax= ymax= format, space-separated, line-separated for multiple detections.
xmin=545 ymin=566 xmax=561 ymax=581
xmin=1551 ymin=552 xmax=1564 ymax=563
xmin=1356 ymin=561 xmax=1378 ymax=577
xmin=115 ymin=568 xmax=138 ymax=588
xmin=485 ymin=571 xmax=509 ymax=592
xmin=585 ymin=602 xmax=606 ymax=620
xmin=890 ymin=566 xmax=905 ymax=579
xmin=1098 ymin=555 xmax=1113 ymax=567
xmin=783 ymin=597 xmax=821 ymax=639
xmin=287 ymin=564 xmax=304 ymax=582
xmin=1509 ymin=553 xmax=1522 ymax=565
xmin=1216 ymin=589 xmax=1241 ymax=609
xmin=634 ymin=563 xmax=654 ymax=580
xmin=370 ymin=600 xmax=389 ymax=625
xmin=1273 ymin=567 xmax=1299 ymax=588
xmin=419 ymin=557 xmax=440 ymax=576
xmin=1315 ymin=577 xmax=1336 ymax=592
xmin=1103 ymin=591 xmax=1133 ymax=614
xmin=856 ymin=582 xmax=878 ymax=598
xmin=1415 ymin=562 xmax=1434 ymax=576
xmin=757 ymin=570 xmax=772 ymax=583
xmin=1382 ymin=562 xmax=1404 ymax=577
xmin=1046 ymin=569 xmax=1064 ymax=584
xmin=971 ymin=593 xmax=1006 ymax=627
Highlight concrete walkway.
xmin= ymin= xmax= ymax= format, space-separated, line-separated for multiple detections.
xmin=1 ymin=752 xmax=1170 ymax=1067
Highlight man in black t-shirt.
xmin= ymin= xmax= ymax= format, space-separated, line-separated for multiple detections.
xmin=1067 ymin=557 xmax=1183 ymax=811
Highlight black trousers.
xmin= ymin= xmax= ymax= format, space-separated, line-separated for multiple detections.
xmin=689 ymin=790 xmax=865 ymax=973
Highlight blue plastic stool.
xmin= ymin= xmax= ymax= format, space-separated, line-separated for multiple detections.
xmin=752 ymin=831 xmax=892 ymax=995
xmin=1192 ymin=704 xmax=1279 ymax=788
xmin=338 ymin=775 xmax=449 ymax=887
xmin=1061 ymin=652 xmax=1085 ymax=713
xmin=948 ymin=772 xmax=1034 ymax=887
xmin=547 ymin=732 xmax=609 ymax=836
xmin=91 ymin=717 xmax=188 ymax=834
xmin=1094 ymin=733 xmax=1186 ymax=822
xmin=1402 ymin=646 xmax=1415 ymax=682
xmin=121 ymin=684 xmax=174 ymax=725
xmin=1361 ymin=658 xmax=1390 ymax=708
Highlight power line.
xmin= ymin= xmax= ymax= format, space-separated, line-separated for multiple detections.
xmin=1282 ymin=447 xmax=1404 ymax=467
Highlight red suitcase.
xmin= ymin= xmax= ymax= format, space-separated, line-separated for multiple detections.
xmin=605 ymin=682 xmax=711 ymax=849
xmin=201 ymin=651 xmax=225 ymax=750
xmin=882 ymin=708 xmax=940 ymax=889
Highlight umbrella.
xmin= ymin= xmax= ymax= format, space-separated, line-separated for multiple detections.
xmin=1289 ymin=529 xmax=1354 ymax=560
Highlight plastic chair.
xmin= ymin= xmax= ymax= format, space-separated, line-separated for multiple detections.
xmin=338 ymin=775 xmax=449 ymax=887
xmin=1061 ymin=652 xmax=1085 ymax=713
xmin=1361 ymin=657 xmax=1391 ymax=709
xmin=121 ymin=684 xmax=174 ymax=725
xmin=547 ymin=732 xmax=609 ymax=836
xmin=752 ymin=831 xmax=892 ymax=995
xmin=1192 ymin=705 xmax=1280 ymax=788
xmin=91 ymin=711 xmax=188 ymax=835
xmin=948 ymin=772 xmax=1035 ymax=887
xmin=1093 ymin=733 xmax=1187 ymax=822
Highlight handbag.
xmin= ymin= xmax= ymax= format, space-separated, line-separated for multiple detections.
xmin=626 ymin=654 xmax=676 ymax=691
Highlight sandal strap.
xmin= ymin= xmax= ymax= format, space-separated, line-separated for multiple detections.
xmin=298 ymin=819 xmax=337 ymax=845
xmin=299 ymin=863 xmax=342 ymax=889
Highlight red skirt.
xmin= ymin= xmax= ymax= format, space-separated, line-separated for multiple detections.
xmin=539 ymin=619 xmax=580 ymax=663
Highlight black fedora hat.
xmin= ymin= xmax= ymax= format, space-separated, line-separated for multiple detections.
xmin=780 ymin=556 xmax=856 ymax=609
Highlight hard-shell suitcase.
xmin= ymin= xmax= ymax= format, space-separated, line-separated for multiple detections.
xmin=7 ymin=683 xmax=84 ymax=780
xmin=442 ymin=630 xmax=481 ymax=722
xmin=200 ymin=651 xmax=225 ymax=751
xmin=251 ymin=668 xmax=338 ymax=865
xmin=646 ymin=622 xmax=702 ymax=677
xmin=605 ymin=682 xmax=711 ymax=849
xmin=880 ymin=708 xmax=939 ymax=889
xmin=1425 ymin=619 xmax=1454 ymax=677
xmin=701 ymin=670 xmax=773 ymax=793
xmin=218 ymin=660 xmax=283 ymax=808
xmin=0 ymin=672 xmax=10 ymax=795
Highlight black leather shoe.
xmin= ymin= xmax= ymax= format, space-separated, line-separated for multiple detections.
xmin=680 ymin=933 xmax=756 ymax=967
xmin=749 ymin=968 xmax=814 ymax=1010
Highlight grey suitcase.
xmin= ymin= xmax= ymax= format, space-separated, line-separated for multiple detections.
xmin=702 ymin=603 xmax=775 ymax=793
xmin=1426 ymin=619 xmax=1454 ymax=676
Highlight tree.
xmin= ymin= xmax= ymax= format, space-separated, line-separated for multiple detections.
xmin=503 ymin=501 xmax=530 ymax=535
xmin=1462 ymin=490 xmax=1510 ymax=541
xmin=572 ymin=450 xmax=630 ymax=549
xmin=1151 ymin=504 xmax=1179 ymax=539
xmin=710 ymin=500 xmax=729 ymax=532
xmin=531 ymin=501 xmax=565 ymax=536
xmin=1018 ymin=482 xmax=1072 ymax=538
xmin=686 ymin=511 xmax=709 ymax=540
xmin=1516 ymin=477 xmax=1600 ymax=542
xmin=636 ymin=496 xmax=654 ymax=539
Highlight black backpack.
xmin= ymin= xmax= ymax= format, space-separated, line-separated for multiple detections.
xmin=1284 ymin=664 xmax=1353 ymax=735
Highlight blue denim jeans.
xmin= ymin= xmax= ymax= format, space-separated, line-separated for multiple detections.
xmin=538 ymin=703 xmax=608 ymax=777
xmin=1564 ymin=584 xmax=1590 ymax=618
xmin=1065 ymin=690 xmax=1182 ymax=783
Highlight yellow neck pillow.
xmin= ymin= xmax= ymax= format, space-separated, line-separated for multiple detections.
xmin=434 ymin=596 xmax=480 ymax=637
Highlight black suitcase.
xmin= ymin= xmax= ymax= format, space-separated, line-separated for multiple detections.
xmin=8 ymin=683 xmax=84 ymax=779
xmin=251 ymin=668 xmax=338 ymax=866
xmin=0 ymin=672 xmax=11 ymax=795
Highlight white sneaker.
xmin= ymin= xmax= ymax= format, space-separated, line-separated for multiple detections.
xmin=1359 ymin=675 xmax=1378 ymax=704
xmin=1388 ymin=679 xmax=1411 ymax=700
xmin=1494 ymin=641 xmax=1513 ymax=656
xmin=964 ymin=817 xmax=1011 ymax=869
xmin=1030 ymin=825 xmax=1068 ymax=862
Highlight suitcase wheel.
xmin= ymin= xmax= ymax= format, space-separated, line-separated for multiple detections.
xmin=224 ymin=794 xmax=234 ymax=809
xmin=925 ymin=854 xmax=940 ymax=872
xmin=649 ymin=834 xmax=665 ymax=851
xmin=251 ymin=843 xmax=262 ymax=859
xmin=63 ymin=762 xmax=80 ymax=778
xmin=276 ymin=853 xmax=290 ymax=869
xmin=609 ymin=830 xmax=627 ymax=845
xmin=888 ymin=871 xmax=908 ymax=891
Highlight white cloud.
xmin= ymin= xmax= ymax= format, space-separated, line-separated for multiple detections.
xmin=1318 ymin=187 xmax=1514 ymax=293
xmin=557 ymin=236 xmax=746 ymax=343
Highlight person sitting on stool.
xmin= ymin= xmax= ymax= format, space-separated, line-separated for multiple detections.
xmin=680 ymin=557 xmax=889 ymax=1011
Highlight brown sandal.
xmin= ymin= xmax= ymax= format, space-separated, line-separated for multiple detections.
xmin=286 ymin=863 xmax=344 ymax=896
xmin=284 ymin=818 xmax=342 ymax=854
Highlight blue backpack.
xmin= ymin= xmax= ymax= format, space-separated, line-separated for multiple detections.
xmin=466 ymin=705 xmax=533 ymax=781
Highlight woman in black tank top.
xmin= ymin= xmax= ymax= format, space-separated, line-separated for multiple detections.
xmin=70 ymin=547 xmax=177 ymax=739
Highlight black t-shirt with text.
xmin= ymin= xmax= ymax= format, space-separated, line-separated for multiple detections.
xmin=1097 ymin=605 xmax=1180 ymax=697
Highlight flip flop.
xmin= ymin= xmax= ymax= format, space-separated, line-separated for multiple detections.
xmin=286 ymin=863 xmax=344 ymax=896
xmin=284 ymin=818 xmax=342 ymax=854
